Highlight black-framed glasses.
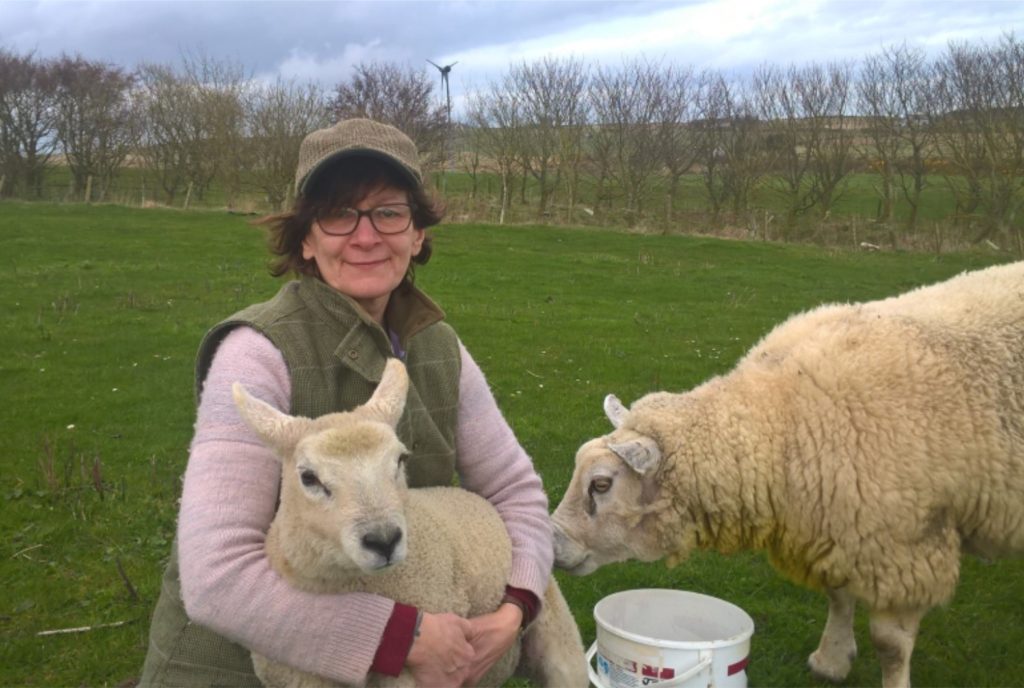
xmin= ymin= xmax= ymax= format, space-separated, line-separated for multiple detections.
xmin=315 ymin=204 xmax=415 ymax=236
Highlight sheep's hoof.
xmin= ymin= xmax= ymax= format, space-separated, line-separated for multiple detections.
xmin=808 ymin=648 xmax=855 ymax=683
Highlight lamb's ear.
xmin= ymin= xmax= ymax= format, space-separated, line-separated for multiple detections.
xmin=607 ymin=435 xmax=662 ymax=475
xmin=604 ymin=394 xmax=628 ymax=429
xmin=232 ymin=383 xmax=309 ymax=459
xmin=361 ymin=358 xmax=409 ymax=428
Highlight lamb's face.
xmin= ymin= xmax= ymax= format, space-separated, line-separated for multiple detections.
xmin=287 ymin=421 xmax=410 ymax=574
xmin=551 ymin=432 xmax=666 ymax=575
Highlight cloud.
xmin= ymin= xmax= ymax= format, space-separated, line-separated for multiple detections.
xmin=1 ymin=0 xmax=1021 ymax=92
xmin=270 ymin=41 xmax=387 ymax=86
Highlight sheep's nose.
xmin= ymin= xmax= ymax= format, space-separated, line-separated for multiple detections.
xmin=362 ymin=528 xmax=403 ymax=561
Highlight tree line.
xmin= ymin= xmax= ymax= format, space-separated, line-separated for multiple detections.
xmin=1 ymin=35 xmax=1021 ymax=250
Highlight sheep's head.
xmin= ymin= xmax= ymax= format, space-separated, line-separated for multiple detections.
xmin=551 ymin=393 xmax=673 ymax=575
xmin=233 ymin=358 xmax=412 ymax=574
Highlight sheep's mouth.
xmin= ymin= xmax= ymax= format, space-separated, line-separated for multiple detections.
xmin=555 ymin=550 xmax=597 ymax=576
xmin=356 ymin=550 xmax=406 ymax=573
xmin=365 ymin=558 xmax=397 ymax=572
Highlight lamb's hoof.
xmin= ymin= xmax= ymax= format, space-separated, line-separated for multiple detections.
xmin=808 ymin=649 xmax=855 ymax=683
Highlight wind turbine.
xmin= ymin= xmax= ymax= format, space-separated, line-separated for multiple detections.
xmin=427 ymin=60 xmax=457 ymax=192
xmin=427 ymin=59 xmax=457 ymax=124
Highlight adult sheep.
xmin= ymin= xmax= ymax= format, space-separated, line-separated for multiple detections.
xmin=551 ymin=261 xmax=1024 ymax=688
xmin=233 ymin=358 xmax=587 ymax=688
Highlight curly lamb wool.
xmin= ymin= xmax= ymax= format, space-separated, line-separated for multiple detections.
xmin=551 ymin=261 xmax=1024 ymax=688
xmin=234 ymin=359 xmax=587 ymax=688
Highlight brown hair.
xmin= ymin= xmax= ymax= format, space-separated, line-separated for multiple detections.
xmin=260 ymin=155 xmax=444 ymax=279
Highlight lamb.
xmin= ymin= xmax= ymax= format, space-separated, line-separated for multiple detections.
xmin=551 ymin=261 xmax=1024 ymax=688
xmin=233 ymin=357 xmax=588 ymax=687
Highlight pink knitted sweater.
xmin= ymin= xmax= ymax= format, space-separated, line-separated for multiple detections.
xmin=177 ymin=326 xmax=553 ymax=684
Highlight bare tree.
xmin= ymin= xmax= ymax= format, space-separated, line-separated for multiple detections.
xmin=589 ymin=57 xmax=665 ymax=224
xmin=857 ymin=43 xmax=935 ymax=229
xmin=509 ymin=56 xmax=588 ymax=219
xmin=134 ymin=53 xmax=247 ymax=207
xmin=657 ymin=63 xmax=700 ymax=227
xmin=806 ymin=61 xmax=856 ymax=219
xmin=932 ymin=43 xmax=991 ymax=225
xmin=0 ymin=49 xmax=57 ymax=198
xmin=753 ymin=63 xmax=813 ymax=228
xmin=695 ymin=72 xmax=766 ymax=221
xmin=755 ymin=61 xmax=854 ymax=231
xmin=330 ymin=62 xmax=446 ymax=171
xmin=555 ymin=83 xmax=589 ymax=224
xmin=246 ymin=77 xmax=328 ymax=210
xmin=933 ymin=35 xmax=1024 ymax=248
xmin=135 ymin=62 xmax=199 ymax=204
xmin=52 ymin=54 xmax=138 ymax=201
xmin=181 ymin=51 xmax=249 ymax=207
xmin=465 ymin=83 xmax=524 ymax=224
xmin=454 ymin=120 xmax=483 ymax=199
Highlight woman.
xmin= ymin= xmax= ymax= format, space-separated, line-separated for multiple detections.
xmin=140 ymin=119 xmax=553 ymax=687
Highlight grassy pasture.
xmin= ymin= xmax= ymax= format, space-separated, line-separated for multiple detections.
xmin=0 ymin=202 xmax=1020 ymax=686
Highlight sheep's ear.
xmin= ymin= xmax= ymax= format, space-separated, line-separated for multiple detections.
xmin=604 ymin=394 xmax=628 ymax=429
xmin=361 ymin=358 xmax=409 ymax=428
xmin=607 ymin=435 xmax=662 ymax=475
xmin=232 ymin=383 xmax=309 ymax=459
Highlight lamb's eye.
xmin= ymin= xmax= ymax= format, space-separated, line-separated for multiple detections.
xmin=299 ymin=469 xmax=331 ymax=496
xmin=590 ymin=477 xmax=613 ymax=494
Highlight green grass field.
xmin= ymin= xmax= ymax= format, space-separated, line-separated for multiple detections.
xmin=1 ymin=202 xmax=1020 ymax=686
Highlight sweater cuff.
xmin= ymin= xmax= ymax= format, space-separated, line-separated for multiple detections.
xmin=502 ymin=586 xmax=540 ymax=628
xmin=370 ymin=602 xmax=418 ymax=677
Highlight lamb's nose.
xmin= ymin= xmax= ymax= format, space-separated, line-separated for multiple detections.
xmin=362 ymin=528 xmax=403 ymax=561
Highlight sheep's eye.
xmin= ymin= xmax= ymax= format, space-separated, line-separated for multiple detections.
xmin=300 ymin=469 xmax=331 ymax=496
xmin=585 ymin=476 xmax=612 ymax=517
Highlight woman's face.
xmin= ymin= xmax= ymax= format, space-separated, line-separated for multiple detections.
xmin=302 ymin=184 xmax=424 ymax=323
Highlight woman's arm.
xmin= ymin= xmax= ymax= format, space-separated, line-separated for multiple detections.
xmin=454 ymin=341 xmax=555 ymax=684
xmin=454 ymin=340 xmax=554 ymax=603
xmin=177 ymin=326 xmax=397 ymax=684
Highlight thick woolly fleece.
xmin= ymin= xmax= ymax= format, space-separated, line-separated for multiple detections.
xmin=610 ymin=261 xmax=1024 ymax=609
xmin=178 ymin=327 xmax=553 ymax=685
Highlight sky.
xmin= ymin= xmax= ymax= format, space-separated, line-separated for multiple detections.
xmin=2 ymin=0 xmax=1022 ymax=114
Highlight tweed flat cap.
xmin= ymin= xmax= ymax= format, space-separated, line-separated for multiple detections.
xmin=295 ymin=118 xmax=423 ymax=194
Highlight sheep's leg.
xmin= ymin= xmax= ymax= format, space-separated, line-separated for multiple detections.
xmin=807 ymin=587 xmax=858 ymax=682
xmin=518 ymin=580 xmax=589 ymax=688
xmin=869 ymin=607 xmax=924 ymax=688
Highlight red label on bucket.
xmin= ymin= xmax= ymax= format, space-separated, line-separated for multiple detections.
xmin=641 ymin=665 xmax=675 ymax=680
xmin=727 ymin=656 xmax=750 ymax=676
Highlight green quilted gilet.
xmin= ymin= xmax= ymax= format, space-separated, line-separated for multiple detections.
xmin=139 ymin=275 xmax=461 ymax=686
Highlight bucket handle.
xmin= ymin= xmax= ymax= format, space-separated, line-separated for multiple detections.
xmin=586 ymin=642 xmax=714 ymax=688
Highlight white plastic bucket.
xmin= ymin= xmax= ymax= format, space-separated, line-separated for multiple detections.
xmin=588 ymin=589 xmax=754 ymax=688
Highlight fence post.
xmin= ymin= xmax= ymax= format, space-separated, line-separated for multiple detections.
xmin=184 ymin=182 xmax=194 ymax=209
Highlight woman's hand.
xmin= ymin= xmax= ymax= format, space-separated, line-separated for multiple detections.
xmin=462 ymin=603 xmax=523 ymax=686
xmin=406 ymin=611 xmax=475 ymax=688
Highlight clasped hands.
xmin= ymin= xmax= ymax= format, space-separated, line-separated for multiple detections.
xmin=406 ymin=603 xmax=524 ymax=687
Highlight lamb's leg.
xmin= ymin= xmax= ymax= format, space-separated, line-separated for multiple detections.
xmin=808 ymin=587 xmax=858 ymax=682
xmin=517 ymin=579 xmax=588 ymax=688
xmin=869 ymin=607 xmax=924 ymax=688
